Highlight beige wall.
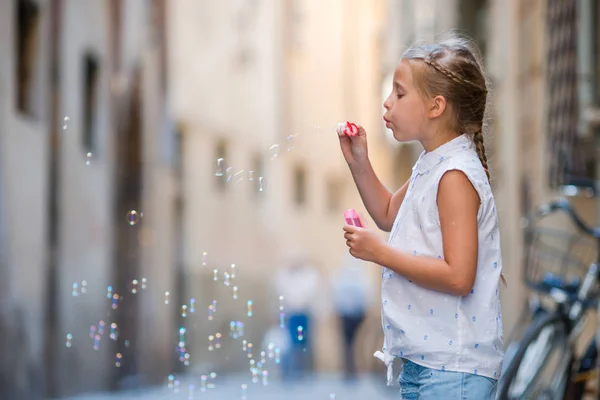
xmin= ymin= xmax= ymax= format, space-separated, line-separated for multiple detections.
xmin=0 ymin=0 xmax=51 ymax=396
xmin=1 ymin=0 xmax=176 ymax=396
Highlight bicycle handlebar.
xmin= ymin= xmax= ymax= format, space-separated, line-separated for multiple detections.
xmin=533 ymin=198 xmax=600 ymax=238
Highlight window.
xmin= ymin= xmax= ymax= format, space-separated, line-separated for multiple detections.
xmin=15 ymin=0 xmax=40 ymax=116
xmin=293 ymin=165 xmax=307 ymax=207
xmin=326 ymin=178 xmax=343 ymax=213
xmin=214 ymin=138 xmax=229 ymax=191
xmin=82 ymin=53 xmax=99 ymax=153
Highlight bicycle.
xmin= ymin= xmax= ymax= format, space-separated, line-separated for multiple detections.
xmin=497 ymin=198 xmax=600 ymax=400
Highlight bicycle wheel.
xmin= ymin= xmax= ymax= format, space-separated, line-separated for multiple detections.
xmin=497 ymin=311 xmax=573 ymax=400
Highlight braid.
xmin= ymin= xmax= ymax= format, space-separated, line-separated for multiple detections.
xmin=423 ymin=57 xmax=485 ymax=92
xmin=472 ymin=129 xmax=490 ymax=181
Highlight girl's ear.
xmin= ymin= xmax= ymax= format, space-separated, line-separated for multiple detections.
xmin=428 ymin=95 xmax=448 ymax=119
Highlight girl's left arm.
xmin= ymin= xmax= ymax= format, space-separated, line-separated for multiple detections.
xmin=376 ymin=170 xmax=480 ymax=296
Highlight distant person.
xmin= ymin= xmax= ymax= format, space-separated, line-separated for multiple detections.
xmin=333 ymin=254 xmax=371 ymax=381
xmin=274 ymin=257 xmax=320 ymax=381
xmin=337 ymin=35 xmax=504 ymax=399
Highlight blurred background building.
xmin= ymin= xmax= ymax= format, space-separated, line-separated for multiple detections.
xmin=1 ymin=0 xmax=599 ymax=399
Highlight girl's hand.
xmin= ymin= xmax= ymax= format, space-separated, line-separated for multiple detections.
xmin=336 ymin=121 xmax=369 ymax=167
xmin=343 ymin=224 xmax=385 ymax=263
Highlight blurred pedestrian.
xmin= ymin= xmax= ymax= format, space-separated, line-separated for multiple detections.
xmin=333 ymin=253 xmax=371 ymax=381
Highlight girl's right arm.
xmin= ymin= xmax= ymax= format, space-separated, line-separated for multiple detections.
xmin=337 ymin=123 xmax=408 ymax=231
xmin=349 ymin=163 xmax=408 ymax=232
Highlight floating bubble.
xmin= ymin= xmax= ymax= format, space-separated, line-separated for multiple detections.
xmin=212 ymin=300 xmax=218 ymax=312
xmin=72 ymin=282 xmax=79 ymax=297
xmin=93 ymin=334 xmax=101 ymax=351
xmin=85 ymin=152 xmax=93 ymax=166
xmin=188 ymin=384 xmax=195 ymax=400
xmin=269 ymin=144 xmax=280 ymax=160
xmin=168 ymin=374 xmax=175 ymax=389
xmin=89 ymin=325 xmax=96 ymax=339
xmin=208 ymin=372 xmax=217 ymax=389
xmin=225 ymin=167 xmax=233 ymax=182
xmin=268 ymin=343 xmax=275 ymax=359
xmin=124 ymin=340 xmax=130 ymax=348
xmin=208 ymin=335 xmax=214 ymax=351
xmin=141 ymin=277 xmax=147 ymax=289
xmin=223 ymin=272 xmax=231 ymax=287
xmin=179 ymin=327 xmax=186 ymax=347
xmin=208 ymin=304 xmax=215 ymax=320
xmin=98 ymin=320 xmax=106 ymax=336
xmin=215 ymin=158 xmax=225 ymax=177
xmin=110 ymin=323 xmax=118 ymax=341
xmin=115 ymin=353 xmax=123 ymax=367
xmin=230 ymin=264 xmax=237 ymax=279
xmin=126 ymin=210 xmax=142 ymax=226
xmin=202 ymin=252 xmax=208 ymax=266
xmin=242 ymin=340 xmax=247 ymax=352
xmin=247 ymin=300 xmax=253 ymax=317
xmin=251 ymin=364 xmax=259 ymax=383
xmin=279 ymin=296 xmax=286 ymax=328
xmin=330 ymin=393 xmax=336 ymax=399
xmin=215 ymin=333 xmax=222 ymax=349
xmin=233 ymin=286 xmax=239 ymax=300
xmin=190 ymin=298 xmax=196 ymax=313
xmin=233 ymin=169 xmax=245 ymax=184
xmin=181 ymin=305 xmax=188 ymax=318
xmin=65 ymin=333 xmax=73 ymax=348
xmin=200 ymin=375 xmax=207 ymax=392
xmin=81 ymin=280 xmax=87 ymax=294
xmin=241 ymin=383 xmax=248 ymax=400
xmin=258 ymin=176 xmax=264 ymax=192
xmin=248 ymin=170 xmax=254 ymax=181
xmin=174 ymin=380 xmax=180 ymax=394
xmin=213 ymin=269 xmax=218 ymax=281
xmin=112 ymin=293 xmax=119 ymax=309
xmin=165 ymin=291 xmax=170 ymax=305
xmin=230 ymin=320 xmax=245 ymax=339
xmin=286 ymin=135 xmax=297 ymax=151
xmin=106 ymin=285 xmax=113 ymax=299
xmin=131 ymin=279 xmax=139 ymax=294
xmin=262 ymin=370 xmax=269 ymax=386
xmin=297 ymin=325 xmax=304 ymax=341
xmin=275 ymin=348 xmax=281 ymax=364
xmin=183 ymin=352 xmax=190 ymax=366
xmin=260 ymin=351 xmax=266 ymax=364
xmin=62 ymin=116 xmax=70 ymax=130
xmin=247 ymin=342 xmax=253 ymax=358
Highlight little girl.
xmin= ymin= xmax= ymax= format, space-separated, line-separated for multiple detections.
xmin=338 ymin=36 xmax=503 ymax=399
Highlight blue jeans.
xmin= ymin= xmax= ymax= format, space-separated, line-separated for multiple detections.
xmin=398 ymin=360 xmax=497 ymax=399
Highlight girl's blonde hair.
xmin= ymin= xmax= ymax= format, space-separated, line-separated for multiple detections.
xmin=402 ymin=36 xmax=491 ymax=180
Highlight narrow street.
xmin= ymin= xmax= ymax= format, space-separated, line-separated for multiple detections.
xmin=65 ymin=374 xmax=397 ymax=400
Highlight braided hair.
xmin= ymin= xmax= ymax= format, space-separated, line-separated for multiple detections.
xmin=403 ymin=37 xmax=491 ymax=181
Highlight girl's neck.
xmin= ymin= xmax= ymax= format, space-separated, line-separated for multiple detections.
xmin=420 ymin=130 xmax=461 ymax=153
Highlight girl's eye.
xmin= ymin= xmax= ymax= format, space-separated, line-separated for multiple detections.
xmin=396 ymin=94 xmax=404 ymax=99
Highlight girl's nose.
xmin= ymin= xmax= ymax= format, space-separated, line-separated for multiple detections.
xmin=383 ymin=97 xmax=391 ymax=111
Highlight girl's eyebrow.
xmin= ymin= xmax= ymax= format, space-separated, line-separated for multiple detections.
xmin=394 ymin=81 xmax=406 ymax=90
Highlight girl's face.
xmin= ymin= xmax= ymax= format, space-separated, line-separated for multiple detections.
xmin=383 ymin=60 xmax=430 ymax=143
